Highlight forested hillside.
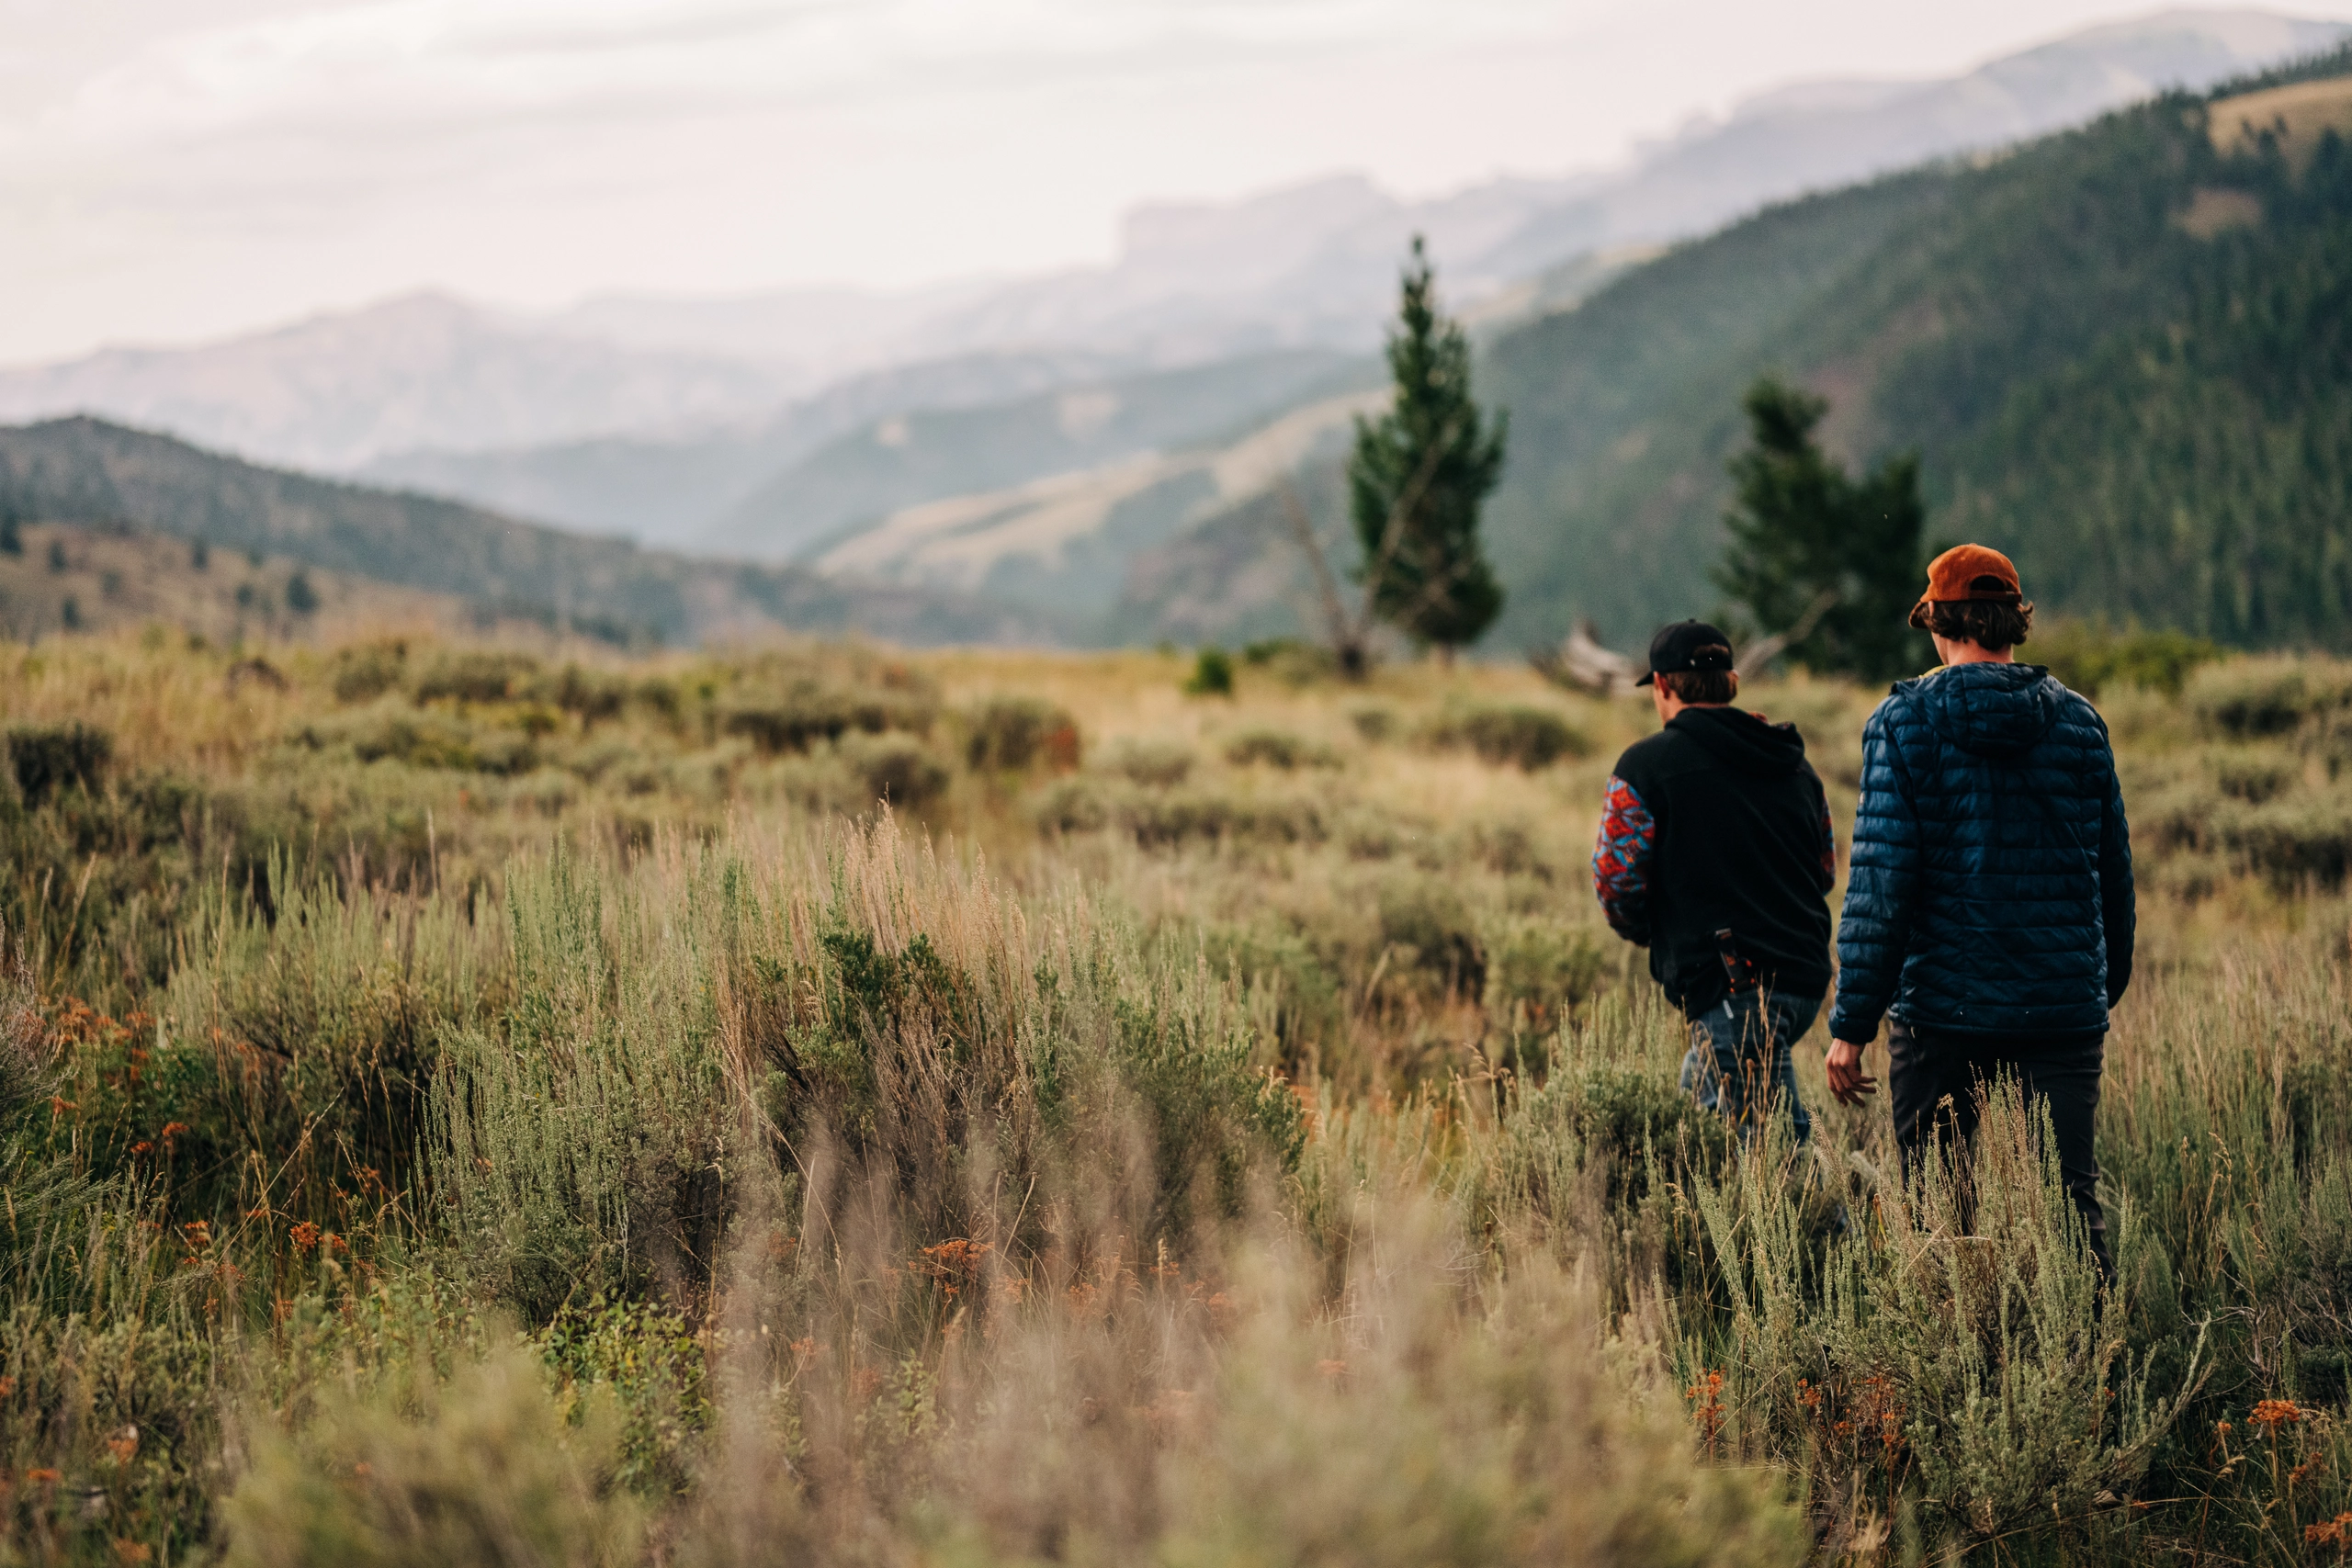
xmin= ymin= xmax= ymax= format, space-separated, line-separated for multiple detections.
xmin=0 ymin=417 xmax=1033 ymax=646
xmin=1474 ymin=45 xmax=2352 ymax=650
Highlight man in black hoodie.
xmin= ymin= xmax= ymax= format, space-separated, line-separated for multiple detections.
xmin=1593 ymin=621 xmax=1837 ymax=1139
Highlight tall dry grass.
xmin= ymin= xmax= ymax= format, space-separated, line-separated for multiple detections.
xmin=2 ymin=630 xmax=2349 ymax=1563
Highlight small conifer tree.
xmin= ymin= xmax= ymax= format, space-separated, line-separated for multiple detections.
xmin=1348 ymin=237 xmax=1508 ymax=660
xmin=1715 ymin=376 xmax=1925 ymax=681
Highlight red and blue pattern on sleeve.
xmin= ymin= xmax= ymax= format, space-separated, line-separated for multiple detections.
xmin=1592 ymin=773 xmax=1657 ymax=943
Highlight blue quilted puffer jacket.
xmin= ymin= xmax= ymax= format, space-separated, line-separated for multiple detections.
xmin=1829 ymin=661 xmax=2134 ymax=1042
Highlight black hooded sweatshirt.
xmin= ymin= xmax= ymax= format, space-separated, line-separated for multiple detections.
xmin=1593 ymin=706 xmax=1836 ymax=1015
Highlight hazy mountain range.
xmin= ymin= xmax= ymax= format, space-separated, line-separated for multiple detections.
xmin=0 ymin=7 xmax=2345 ymax=655
xmin=6 ymin=13 xmax=2334 ymax=473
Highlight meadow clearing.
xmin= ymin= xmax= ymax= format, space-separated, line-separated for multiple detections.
xmin=3 ymin=626 xmax=2350 ymax=1565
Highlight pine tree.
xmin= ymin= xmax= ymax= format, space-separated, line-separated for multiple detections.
xmin=1714 ymin=377 xmax=1925 ymax=681
xmin=1349 ymin=237 xmax=1508 ymax=659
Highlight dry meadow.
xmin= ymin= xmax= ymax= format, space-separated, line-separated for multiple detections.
xmin=4 ymin=628 xmax=2350 ymax=1565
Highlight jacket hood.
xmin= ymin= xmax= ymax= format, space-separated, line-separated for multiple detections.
xmin=1898 ymin=661 xmax=2063 ymax=759
xmin=1668 ymin=705 xmax=1809 ymax=774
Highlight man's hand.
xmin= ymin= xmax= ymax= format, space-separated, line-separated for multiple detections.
xmin=1826 ymin=1038 xmax=1878 ymax=1106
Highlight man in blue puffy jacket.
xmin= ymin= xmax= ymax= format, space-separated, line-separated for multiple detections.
xmin=1825 ymin=545 xmax=2132 ymax=1276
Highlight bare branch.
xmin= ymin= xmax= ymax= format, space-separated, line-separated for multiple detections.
xmin=1277 ymin=478 xmax=1356 ymax=650
xmin=1532 ymin=621 xmax=1635 ymax=696
xmin=1736 ymin=585 xmax=1841 ymax=680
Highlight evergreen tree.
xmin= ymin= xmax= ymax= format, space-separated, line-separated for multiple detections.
xmin=1714 ymin=377 xmax=1925 ymax=681
xmin=0 ymin=502 xmax=19 ymax=558
xmin=1349 ymin=237 xmax=1508 ymax=658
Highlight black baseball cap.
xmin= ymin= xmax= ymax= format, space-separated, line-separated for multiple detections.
xmin=1634 ymin=620 xmax=1736 ymax=687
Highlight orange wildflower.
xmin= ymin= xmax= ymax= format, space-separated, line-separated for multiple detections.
xmin=2251 ymin=1399 xmax=2306 ymax=1431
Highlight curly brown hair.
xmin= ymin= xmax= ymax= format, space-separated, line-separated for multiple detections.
xmin=1912 ymin=597 xmax=2033 ymax=650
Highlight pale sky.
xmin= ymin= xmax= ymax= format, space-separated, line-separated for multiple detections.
xmin=4 ymin=0 xmax=2347 ymax=364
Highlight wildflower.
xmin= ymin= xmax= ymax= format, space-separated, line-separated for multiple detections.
xmin=289 ymin=1221 xmax=321 ymax=1251
xmin=106 ymin=1427 xmax=138 ymax=1465
xmin=913 ymin=1238 xmax=989 ymax=1288
xmin=158 ymin=1122 xmax=188 ymax=1145
xmin=26 ymin=1469 xmax=60 ymax=1484
xmin=0 ymin=1377 xmax=14 ymax=1397
xmin=2309 ymin=1512 xmax=2352 ymax=1548
xmin=1685 ymin=1370 xmax=1728 ymax=1455
xmin=2251 ymin=1398 xmax=2306 ymax=1431
xmin=112 ymin=1540 xmax=152 ymax=1564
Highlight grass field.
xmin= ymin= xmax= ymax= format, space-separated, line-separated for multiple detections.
xmin=4 ymin=626 xmax=2350 ymax=1564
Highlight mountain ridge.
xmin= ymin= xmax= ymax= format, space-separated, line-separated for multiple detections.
xmin=0 ymin=417 xmax=1036 ymax=648
xmin=1 ymin=7 xmax=2335 ymax=543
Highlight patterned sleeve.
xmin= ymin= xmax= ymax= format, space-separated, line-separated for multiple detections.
xmin=1592 ymin=774 xmax=1657 ymax=944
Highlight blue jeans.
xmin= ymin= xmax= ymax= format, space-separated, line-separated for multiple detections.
xmin=1680 ymin=989 xmax=1822 ymax=1142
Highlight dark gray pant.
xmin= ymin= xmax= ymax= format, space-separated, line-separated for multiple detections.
xmin=1886 ymin=1019 xmax=2111 ymax=1279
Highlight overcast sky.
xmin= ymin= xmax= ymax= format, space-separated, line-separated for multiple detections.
xmin=4 ymin=0 xmax=2348 ymax=364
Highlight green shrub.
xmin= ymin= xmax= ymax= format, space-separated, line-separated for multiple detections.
xmin=1224 ymin=728 xmax=1340 ymax=770
xmin=1123 ymin=788 xmax=1326 ymax=849
xmin=1677 ymin=1081 xmax=2201 ymax=1548
xmin=962 ymin=695 xmax=1080 ymax=772
xmin=722 ymin=681 xmax=930 ymax=755
xmin=431 ymin=852 xmax=738 ymax=1319
xmin=1034 ymin=777 xmax=1112 ymax=833
xmin=1159 ymin=1235 xmax=1807 ymax=1568
xmin=2216 ymin=796 xmax=2352 ymax=887
xmin=1484 ymin=920 xmax=1608 ymax=1032
xmin=1425 ymin=705 xmax=1588 ymax=770
xmin=316 ymin=705 xmax=538 ymax=775
xmin=415 ymin=649 xmax=542 ymax=705
xmin=537 ymin=1294 xmax=712 ymax=1495
xmin=841 ymin=733 xmax=951 ymax=810
xmin=1183 ymin=648 xmax=1235 ymax=697
xmin=1376 ymin=874 xmax=1485 ymax=998
xmin=220 ymin=1348 xmax=643 ymax=1568
xmin=6 ymin=721 xmax=112 ymax=806
xmin=1106 ymin=738 xmax=1193 ymax=786
xmin=1348 ymin=705 xmax=1396 ymax=742
xmin=1240 ymin=637 xmax=1340 ymax=685
xmin=539 ymin=664 xmax=630 ymax=728
xmin=2211 ymin=747 xmax=2298 ymax=804
xmin=2188 ymin=658 xmax=2352 ymax=738
xmin=330 ymin=640 xmax=410 ymax=704
xmin=2035 ymin=623 xmax=2226 ymax=696
xmin=1204 ymin=919 xmax=1348 ymax=1072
